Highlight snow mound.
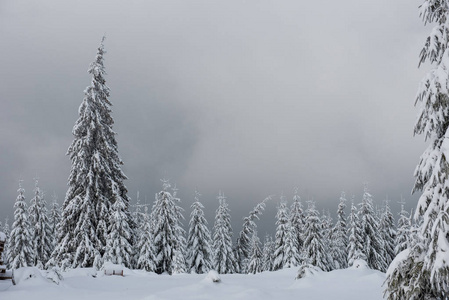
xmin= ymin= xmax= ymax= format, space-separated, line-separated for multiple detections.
xmin=14 ymin=267 xmax=47 ymax=285
xmin=350 ymin=259 xmax=369 ymax=270
xmin=296 ymin=264 xmax=322 ymax=279
xmin=45 ymin=267 xmax=64 ymax=285
xmin=203 ymin=270 xmax=221 ymax=283
xmin=102 ymin=262 xmax=124 ymax=276
xmin=63 ymin=267 xmax=97 ymax=278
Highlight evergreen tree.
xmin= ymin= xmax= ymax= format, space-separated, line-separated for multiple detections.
xmin=347 ymin=200 xmax=366 ymax=266
xmin=320 ymin=210 xmax=334 ymax=270
xmin=234 ymin=197 xmax=270 ymax=273
xmin=289 ymin=188 xmax=304 ymax=256
xmin=330 ymin=192 xmax=348 ymax=269
xmin=212 ymin=191 xmax=236 ymax=274
xmin=151 ymin=180 xmax=186 ymax=274
xmin=246 ymin=232 xmax=263 ymax=274
xmin=3 ymin=218 xmax=10 ymax=239
xmin=358 ymin=186 xmax=386 ymax=271
xmin=131 ymin=192 xmax=146 ymax=268
xmin=261 ymin=234 xmax=275 ymax=272
xmin=282 ymin=225 xmax=300 ymax=268
xmin=28 ymin=179 xmax=52 ymax=268
xmin=172 ymin=249 xmax=187 ymax=274
xmin=133 ymin=191 xmax=145 ymax=232
xmin=7 ymin=182 xmax=33 ymax=269
xmin=394 ymin=198 xmax=411 ymax=256
xmin=186 ymin=190 xmax=212 ymax=274
xmin=171 ymin=184 xmax=187 ymax=273
xmin=103 ymin=184 xmax=133 ymax=268
xmin=386 ymin=4 xmax=449 ymax=297
xmin=302 ymin=200 xmax=332 ymax=271
xmin=50 ymin=37 xmax=133 ymax=269
xmin=136 ymin=207 xmax=156 ymax=272
xmin=48 ymin=193 xmax=61 ymax=251
xmin=273 ymin=195 xmax=290 ymax=271
xmin=379 ymin=198 xmax=396 ymax=268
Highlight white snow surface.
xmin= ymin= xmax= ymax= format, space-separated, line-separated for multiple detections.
xmin=0 ymin=266 xmax=386 ymax=300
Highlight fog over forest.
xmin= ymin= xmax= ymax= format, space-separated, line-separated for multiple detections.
xmin=0 ymin=0 xmax=426 ymax=235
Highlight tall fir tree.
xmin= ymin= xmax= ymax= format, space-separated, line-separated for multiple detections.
xmin=48 ymin=193 xmax=61 ymax=252
xmin=246 ymin=232 xmax=263 ymax=274
xmin=358 ymin=186 xmax=386 ymax=271
xmin=212 ymin=191 xmax=236 ymax=274
xmin=282 ymin=225 xmax=300 ymax=268
xmin=261 ymin=234 xmax=275 ymax=272
xmin=50 ymin=37 xmax=133 ymax=269
xmin=234 ymin=197 xmax=269 ymax=273
xmin=171 ymin=185 xmax=187 ymax=273
xmin=151 ymin=180 xmax=186 ymax=274
xmin=289 ymin=188 xmax=304 ymax=256
xmin=347 ymin=200 xmax=365 ymax=266
xmin=134 ymin=192 xmax=145 ymax=227
xmin=378 ymin=198 xmax=397 ymax=269
xmin=186 ymin=190 xmax=212 ymax=274
xmin=273 ymin=195 xmax=290 ymax=271
xmin=3 ymin=217 xmax=10 ymax=268
xmin=28 ymin=179 xmax=52 ymax=269
xmin=302 ymin=200 xmax=333 ymax=271
xmin=136 ymin=207 xmax=156 ymax=272
xmin=103 ymin=184 xmax=133 ymax=268
xmin=394 ymin=198 xmax=411 ymax=256
xmin=7 ymin=182 xmax=33 ymax=269
xmin=320 ymin=210 xmax=335 ymax=270
xmin=330 ymin=192 xmax=348 ymax=269
xmin=386 ymin=2 xmax=449 ymax=298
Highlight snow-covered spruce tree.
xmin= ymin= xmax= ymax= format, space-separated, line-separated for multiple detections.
xmin=28 ymin=179 xmax=52 ymax=268
xmin=273 ymin=195 xmax=290 ymax=271
xmin=385 ymin=2 xmax=449 ymax=298
xmin=2 ymin=218 xmax=10 ymax=269
xmin=283 ymin=224 xmax=300 ymax=268
xmin=302 ymin=200 xmax=333 ymax=271
xmin=172 ymin=249 xmax=187 ymax=274
xmin=358 ymin=186 xmax=386 ymax=271
xmin=49 ymin=37 xmax=133 ymax=269
xmin=133 ymin=192 xmax=145 ymax=235
xmin=103 ymin=184 xmax=133 ymax=268
xmin=48 ymin=193 xmax=61 ymax=251
xmin=378 ymin=198 xmax=396 ymax=268
xmin=151 ymin=180 xmax=186 ymax=274
xmin=3 ymin=218 xmax=10 ymax=239
xmin=212 ymin=191 xmax=236 ymax=274
xmin=171 ymin=185 xmax=187 ymax=273
xmin=394 ymin=198 xmax=411 ymax=256
xmin=320 ymin=210 xmax=335 ymax=270
xmin=136 ymin=207 xmax=156 ymax=272
xmin=330 ymin=192 xmax=348 ymax=269
xmin=234 ymin=196 xmax=270 ymax=273
xmin=347 ymin=200 xmax=366 ymax=266
xmin=289 ymin=188 xmax=304 ymax=256
xmin=7 ymin=182 xmax=33 ymax=269
xmin=261 ymin=234 xmax=275 ymax=271
xmin=186 ymin=190 xmax=212 ymax=274
xmin=246 ymin=232 xmax=263 ymax=274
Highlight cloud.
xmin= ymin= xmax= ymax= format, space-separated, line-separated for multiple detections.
xmin=0 ymin=0 xmax=426 ymax=233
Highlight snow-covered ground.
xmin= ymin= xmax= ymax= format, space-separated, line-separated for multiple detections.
xmin=0 ymin=265 xmax=386 ymax=300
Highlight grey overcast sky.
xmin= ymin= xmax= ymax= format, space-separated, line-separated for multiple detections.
xmin=0 ymin=0 xmax=428 ymax=234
